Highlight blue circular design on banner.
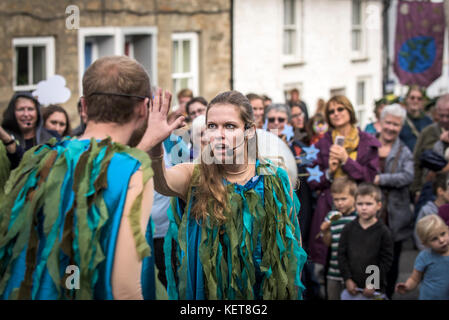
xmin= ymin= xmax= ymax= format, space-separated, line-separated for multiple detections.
xmin=398 ymin=36 xmax=436 ymax=73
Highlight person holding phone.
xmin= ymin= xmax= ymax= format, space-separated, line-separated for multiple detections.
xmin=307 ymin=95 xmax=380 ymax=294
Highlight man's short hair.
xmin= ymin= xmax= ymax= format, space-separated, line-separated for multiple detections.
xmin=416 ymin=214 xmax=448 ymax=245
xmin=82 ymin=56 xmax=151 ymax=125
xmin=355 ymin=183 xmax=382 ymax=202
xmin=331 ymin=176 xmax=357 ymax=196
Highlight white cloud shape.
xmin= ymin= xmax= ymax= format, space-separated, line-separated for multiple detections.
xmin=32 ymin=75 xmax=71 ymax=106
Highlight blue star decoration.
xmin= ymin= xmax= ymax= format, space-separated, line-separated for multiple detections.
xmin=306 ymin=165 xmax=323 ymax=183
xmin=303 ymin=145 xmax=319 ymax=161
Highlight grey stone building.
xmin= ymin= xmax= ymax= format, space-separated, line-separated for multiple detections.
xmin=0 ymin=0 xmax=232 ymax=124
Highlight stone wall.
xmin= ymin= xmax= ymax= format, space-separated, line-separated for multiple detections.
xmin=0 ymin=0 xmax=231 ymax=126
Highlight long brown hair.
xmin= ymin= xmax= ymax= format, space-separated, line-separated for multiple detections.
xmin=191 ymin=91 xmax=258 ymax=224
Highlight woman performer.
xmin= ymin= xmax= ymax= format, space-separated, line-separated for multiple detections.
xmin=146 ymin=90 xmax=307 ymax=300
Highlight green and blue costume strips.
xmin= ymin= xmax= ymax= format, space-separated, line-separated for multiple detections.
xmin=0 ymin=137 xmax=163 ymax=300
xmin=164 ymin=159 xmax=307 ymax=300
xmin=0 ymin=142 xmax=11 ymax=194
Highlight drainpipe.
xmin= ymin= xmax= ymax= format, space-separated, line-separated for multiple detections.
xmin=230 ymin=0 xmax=234 ymax=90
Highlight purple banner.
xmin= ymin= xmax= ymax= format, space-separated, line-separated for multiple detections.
xmin=394 ymin=0 xmax=446 ymax=87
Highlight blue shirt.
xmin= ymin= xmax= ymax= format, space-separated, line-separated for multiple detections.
xmin=414 ymin=249 xmax=449 ymax=300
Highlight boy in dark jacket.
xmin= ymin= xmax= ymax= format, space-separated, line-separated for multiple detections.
xmin=338 ymin=183 xmax=394 ymax=299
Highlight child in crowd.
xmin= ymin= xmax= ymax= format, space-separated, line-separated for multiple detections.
xmin=320 ymin=177 xmax=358 ymax=300
xmin=414 ymin=173 xmax=449 ymax=250
xmin=396 ymin=215 xmax=449 ymax=300
xmin=306 ymin=113 xmax=328 ymax=145
xmin=338 ymin=183 xmax=394 ymax=299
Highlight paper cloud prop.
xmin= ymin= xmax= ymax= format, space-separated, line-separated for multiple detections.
xmin=32 ymin=75 xmax=71 ymax=106
xmin=257 ymin=129 xmax=298 ymax=189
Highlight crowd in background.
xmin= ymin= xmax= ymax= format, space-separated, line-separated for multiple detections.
xmin=0 ymin=83 xmax=448 ymax=300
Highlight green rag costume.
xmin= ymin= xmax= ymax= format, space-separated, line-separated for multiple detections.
xmin=164 ymin=159 xmax=307 ymax=300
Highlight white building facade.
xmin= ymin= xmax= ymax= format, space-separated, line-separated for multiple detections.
xmin=233 ymin=0 xmax=384 ymax=128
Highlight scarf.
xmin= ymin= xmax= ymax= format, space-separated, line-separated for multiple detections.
xmin=332 ymin=126 xmax=359 ymax=178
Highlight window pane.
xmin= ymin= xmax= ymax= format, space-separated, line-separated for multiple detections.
xmin=352 ymin=30 xmax=361 ymax=51
xmin=357 ymin=81 xmax=365 ymax=105
xmin=32 ymin=46 xmax=46 ymax=84
xmin=180 ymin=77 xmax=189 ymax=89
xmin=172 ymin=40 xmax=179 ymax=73
xmin=283 ymin=30 xmax=295 ymax=55
xmin=15 ymin=46 xmax=29 ymax=86
xmin=284 ymin=0 xmax=295 ymax=25
xmin=182 ymin=40 xmax=191 ymax=73
xmin=352 ymin=0 xmax=361 ymax=26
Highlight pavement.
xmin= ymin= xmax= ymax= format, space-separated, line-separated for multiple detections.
xmin=391 ymin=237 xmax=420 ymax=300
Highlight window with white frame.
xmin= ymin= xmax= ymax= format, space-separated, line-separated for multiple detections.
xmin=351 ymin=0 xmax=363 ymax=54
xmin=171 ymin=32 xmax=199 ymax=106
xmin=13 ymin=37 xmax=55 ymax=91
xmin=356 ymin=78 xmax=370 ymax=127
xmin=78 ymin=27 xmax=157 ymax=94
xmin=282 ymin=0 xmax=302 ymax=63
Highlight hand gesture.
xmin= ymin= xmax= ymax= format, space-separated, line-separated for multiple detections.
xmin=345 ymin=279 xmax=357 ymax=296
xmin=440 ymin=130 xmax=449 ymax=144
xmin=362 ymin=287 xmax=375 ymax=298
xmin=328 ymin=156 xmax=339 ymax=173
xmin=330 ymin=144 xmax=349 ymax=164
xmin=395 ymin=282 xmax=408 ymax=295
xmin=137 ymin=88 xmax=185 ymax=153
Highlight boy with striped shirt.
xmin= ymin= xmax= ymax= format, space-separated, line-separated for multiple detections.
xmin=320 ymin=177 xmax=358 ymax=300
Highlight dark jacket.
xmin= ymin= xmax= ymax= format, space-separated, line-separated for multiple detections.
xmin=338 ymin=218 xmax=394 ymax=292
xmin=399 ymin=112 xmax=433 ymax=152
xmin=307 ymin=128 xmax=380 ymax=265
xmin=378 ymin=137 xmax=415 ymax=242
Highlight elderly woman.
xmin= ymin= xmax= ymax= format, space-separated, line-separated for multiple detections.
xmin=307 ymin=95 xmax=380 ymax=268
xmin=373 ymin=104 xmax=414 ymax=299
xmin=264 ymin=103 xmax=292 ymax=143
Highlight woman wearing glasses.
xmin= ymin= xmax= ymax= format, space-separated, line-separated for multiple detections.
xmin=399 ymin=85 xmax=433 ymax=152
xmin=307 ymin=95 xmax=380 ymax=279
xmin=264 ymin=103 xmax=292 ymax=143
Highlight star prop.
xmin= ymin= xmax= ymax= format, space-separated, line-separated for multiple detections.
xmin=303 ymin=145 xmax=319 ymax=161
xmin=305 ymin=165 xmax=323 ymax=183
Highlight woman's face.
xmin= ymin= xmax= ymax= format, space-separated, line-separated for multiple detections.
xmin=266 ymin=109 xmax=288 ymax=135
xmin=45 ymin=111 xmax=67 ymax=136
xmin=405 ymin=89 xmax=424 ymax=118
xmin=327 ymin=101 xmax=351 ymax=129
xmin=290 ymin=106 xmax=305 ymax=129
xmin=250 ymin=98 xmax=265 ymax=124
xmin=206 ymin=103 xmax=247 ymax=164
xmin=14 ymin=98 xmax=38 ymax=134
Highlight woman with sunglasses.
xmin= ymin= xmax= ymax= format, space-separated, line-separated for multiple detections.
xmin=307 ymin=95 xmax=380 ymax=274
xmin=264 ymin=103 xmax=292 ymax=143
xmin=399 ymin=85 xmax=433 ymax=152
xmin=146 ymin=90 xmax=307 ymax=300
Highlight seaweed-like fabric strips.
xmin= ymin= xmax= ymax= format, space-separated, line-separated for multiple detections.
xmin=0 ymin=137 xmax=156 ymax=299
xmin=0 ymin=142 xmax=10 ymax=194
xmin=164 ymin=160 xmax=307 ymax=299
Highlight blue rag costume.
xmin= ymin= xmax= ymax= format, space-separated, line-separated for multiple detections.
xmin=164 ymin=159 xmax=307 ymax=300
xmin=0 ymin=137 xmax=162 ymax=300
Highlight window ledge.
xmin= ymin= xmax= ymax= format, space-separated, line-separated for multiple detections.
xmin=283 ymin=60 xmax=306 ymax=68
xmin=351 ymin=57 xmax=369 ymax=63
